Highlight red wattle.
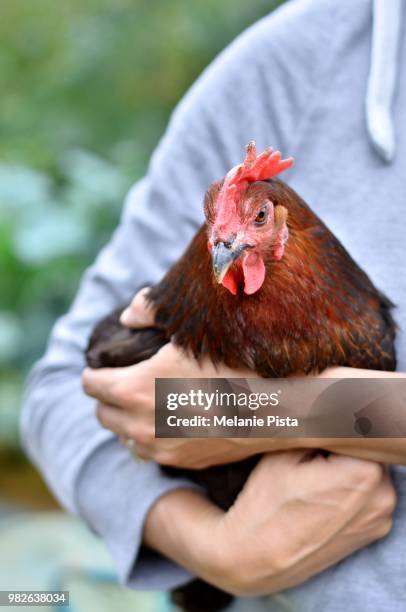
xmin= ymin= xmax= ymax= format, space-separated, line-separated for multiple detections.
xmin=222 ymin=270 xmax=238 ymax=295
xmin=242 ymin=252 xmax=265 ymax=295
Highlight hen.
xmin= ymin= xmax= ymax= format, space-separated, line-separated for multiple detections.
xmin=86 ymin=142 xmax=396 ymax=612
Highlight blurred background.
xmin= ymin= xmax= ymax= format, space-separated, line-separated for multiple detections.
xmin=0 ymin=0 xmax=280 ymax=609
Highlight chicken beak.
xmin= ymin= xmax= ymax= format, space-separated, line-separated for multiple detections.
xmin=212 ymin=241 xmax=246 ymax=283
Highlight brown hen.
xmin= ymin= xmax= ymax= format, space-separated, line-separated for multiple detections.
xmin=86 ymin=143 xmax=396 ymax=612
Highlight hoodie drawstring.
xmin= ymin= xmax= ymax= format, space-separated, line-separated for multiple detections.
xmin=366 ymin=0 xmax=402 ymax=162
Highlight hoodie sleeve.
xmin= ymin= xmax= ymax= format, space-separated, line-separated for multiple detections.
xmin=21 ymin=0 xmax=334 ymax=590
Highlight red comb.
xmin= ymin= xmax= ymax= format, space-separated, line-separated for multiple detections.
xmin=216 ymin=142 xmax=294 ymax=225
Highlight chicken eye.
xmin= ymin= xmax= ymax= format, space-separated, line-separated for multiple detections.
xmin=254 ymin=206 xmax=268 ymax=226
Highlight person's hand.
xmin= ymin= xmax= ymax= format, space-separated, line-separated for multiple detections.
xmin=214 ymin=451 xmax=395 ymax=595
xmin=144 ymin=450 xmax=396 ymax=596
xmin=82 ymin=287 xmax=258 ymax=468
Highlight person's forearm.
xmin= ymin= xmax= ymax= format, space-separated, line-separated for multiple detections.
xmin=250 ymin=367 xmax=406 ymax=464
xmin=311 ymin=367 xmax=406 ymax=463
xmin=321 ymin=439 xmax=406 ymax=463
xmin=143 ymin=489 xmax=225 ymax=587
xmin=250 ymin=437 xmax=406 ymax=465
xmin=254 ymin=436 xmax=406 ymax=466
xmin=319 ymin=366 xmax=405 ymax=380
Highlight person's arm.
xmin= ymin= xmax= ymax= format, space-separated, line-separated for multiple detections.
xmin=249 ymin=367 xmax=406 ymax=465
xmin=301 ymin=366 xmax=406 ymax=464
xmin=143 ymin=451 xmax=396 ymax=596
xmin=21 ymin=178 xmax=207 ymax=589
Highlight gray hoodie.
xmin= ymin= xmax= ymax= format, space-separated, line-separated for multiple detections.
xmin=21 ymin=0 xmax=406 ymax=610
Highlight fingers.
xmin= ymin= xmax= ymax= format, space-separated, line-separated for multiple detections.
xmin=97 ymin=403 xmax=155 ymax=445
xmin=326 ymin=453 xmax=386 ymax=486
xmin=247 ymin=449 xmax=316 ymax=482
xmin=259 ymin=449 xmax=316 ymax=466
xmin=97 ymin=403 xmax=132 ymax=435
xmin=379 ymin=472 xmax=397 ymax=514
xmin=82 ymin=361 xmax=156 ymax=418
xmin=82 ymin=366 xmax=122 ymax=404
xmin=348 ymin=469 xmax=396 ymax=542
xmin=120 ymin=286 xmax=156 ymax=328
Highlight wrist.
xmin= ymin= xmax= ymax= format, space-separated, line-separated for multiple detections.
xmin=143 ymin=488 xmax=225 ymax=580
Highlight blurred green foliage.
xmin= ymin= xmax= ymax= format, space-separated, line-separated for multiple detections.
xmin=0 ymin=0 xmax=281 ymax=447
